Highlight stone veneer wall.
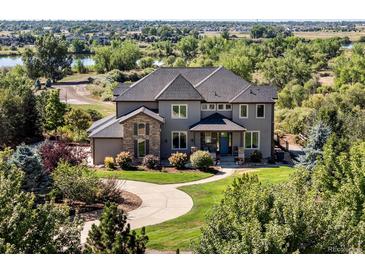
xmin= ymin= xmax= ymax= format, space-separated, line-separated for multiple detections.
xmin=121 ymin=113 xmax=161 ymax=159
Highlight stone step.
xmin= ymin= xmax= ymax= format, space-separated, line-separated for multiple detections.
xmin=219 ymin=156 xmax=236 ymax=162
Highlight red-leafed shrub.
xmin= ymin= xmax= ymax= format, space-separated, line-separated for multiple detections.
xmin=39 ymin=142 xmax=87 ymax=172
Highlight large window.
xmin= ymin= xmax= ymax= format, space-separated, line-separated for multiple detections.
xmin=172 ymin=131 xmax=187 ymax=149
xmin=244 ymin=131 xmax=260 ymax=149
xmin=256 ymin=104 xmax=265 ymax=118
xmin=239 ymin=104 xmax=248 ymax=118
xmin=201 ymin=103 xmax=216 ymax=111
xmin=138 ymin=139 xmax=146 ymax=157
xmin=171 ymin=104 xmax=188 ymax=119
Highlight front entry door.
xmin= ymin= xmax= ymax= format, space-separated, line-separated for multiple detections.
xmin=219 ymin=132 xmax=229 ymax=154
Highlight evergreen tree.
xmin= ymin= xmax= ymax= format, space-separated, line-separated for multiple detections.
xmin=10 ymin=144 xmax=50 ymax=192
xmin=84 ymin=203 xmax=148 ymax=254
xmin=297 ymin=121 xmax=332 ymax=170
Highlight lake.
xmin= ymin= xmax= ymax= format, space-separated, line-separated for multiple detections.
xmin=0 ymin=55 xmax=95 ymax=68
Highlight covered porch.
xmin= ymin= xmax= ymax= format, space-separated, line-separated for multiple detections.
xmin=189 ymin=113 xmax=246 ymax=159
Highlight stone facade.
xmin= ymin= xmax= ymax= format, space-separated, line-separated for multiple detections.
xmin=121 ymin=113 xmax=161 ymax=159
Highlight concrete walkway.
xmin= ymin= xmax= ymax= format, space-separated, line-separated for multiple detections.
xmin=81 ymin=168 xmax=236 ymax=243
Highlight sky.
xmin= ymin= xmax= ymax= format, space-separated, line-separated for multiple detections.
xmin=1 ymin=0 xmax=365 ymax=21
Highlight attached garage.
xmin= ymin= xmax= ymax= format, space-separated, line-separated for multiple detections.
xmin=91 ymin=138 xmax=123 ymax=165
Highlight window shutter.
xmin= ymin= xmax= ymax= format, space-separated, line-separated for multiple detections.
xmin=133 ymin=139 xmax=138 ymax=157
xmin=133 ymin=123 xmax=138 ymax=135
xmin=146 ymin=123 xmax=150 ymax=135
xmin=146 ymin=139 xmax=150 ymax=155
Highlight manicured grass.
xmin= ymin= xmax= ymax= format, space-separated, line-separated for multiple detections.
xmin=94 ymin=169 xmax=214 ymax=184
xmin=71 ymin=103 xmax=115 ymax=117
xmin=143 ymin=166 xmax=295 ymax=251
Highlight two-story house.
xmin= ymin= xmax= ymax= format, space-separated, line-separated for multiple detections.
xmin=87 ymin=66 xmax=277 ymax=165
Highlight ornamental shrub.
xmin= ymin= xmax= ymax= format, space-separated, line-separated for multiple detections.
xmin=39 ymin=141 xmax=87 ymax=172
xmin=168 ymin=152 xmax=188 ymax=169
xmin=104 ymin=157 xmax=115 ymax=170
xmin=52 ymin=162 xmax=100 ymax=204
xmin=190 ymin=150 xmax=213 ymax=170
xmin=115 ymin=151 xmax=132 ymax=170
xmin=142 ymin=154 xmax=160 ymax=170
xmin=250 ymin=150 xmax=262 ymax=163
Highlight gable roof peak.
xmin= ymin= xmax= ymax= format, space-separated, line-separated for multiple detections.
xmin=155 ymin=73 xmax=203 ymax=101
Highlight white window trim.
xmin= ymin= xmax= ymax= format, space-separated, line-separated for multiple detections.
xmin=239 ymin=104 xmax=249 ymax=119
xmin=201 ymin=103 xmax=216 ymax=111
xmin=217 ymin=103 xmax=232 ymax=111
xmin=171 ymin=131 xmax=188 ymax=150
xmin=224 ymin=104 xmax=232 ymax=110
xmin=256 ymin=104 xmax=265 ymax=119
xmin=244 ymin=131 xmax=260 ymax=150
xmin=171 ymin=104 xmax=188 ymax=119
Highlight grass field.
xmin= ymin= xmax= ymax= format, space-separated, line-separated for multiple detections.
xmin=94 ymin=169 xmax=214 ymax=184
xmin=294 ymin=31 xmax=365 ymax=41
xmin=204 ymin=31 xmax=250 ymax=38
xmin=71 ymin=103 xmax=115 ymax=117
xmin=60 ymin=72 xmax=99 ymax=82
xmin=143 ymin=166 xmax=295 ymax=251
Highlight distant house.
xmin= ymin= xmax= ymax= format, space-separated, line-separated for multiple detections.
xmin=88 ymin=67 xmax=277 ymax=165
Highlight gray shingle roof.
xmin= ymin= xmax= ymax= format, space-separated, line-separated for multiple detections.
xmin=230 ymin=85 xmax=277 ymax=103
xmin=195 ymin=66 xmax=251 ymax=102
xmin=88 ymin=115 xmax=123 ymax=138
xmin=113 ymin=82 xmax=131 ymax=97
xmin=88 ymin=106 xmax=164 ymax=138
xmin=115 ymin=67 xmax=216 ymax=101
xmin=87 ymin=114 xmax=115 ymax=133
xmin=155 ymin=74 xmax=203 ymax=101
xmin=115 ymin=66 xmax=277 ymax=103
xmin=190 ymin=113 xmax=246 ymax=132
xmin=119 ymin=106 xmax=164 ymax=123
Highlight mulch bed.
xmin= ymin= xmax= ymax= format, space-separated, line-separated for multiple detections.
xmin=71 ymin=190 xmax=142 ymax=222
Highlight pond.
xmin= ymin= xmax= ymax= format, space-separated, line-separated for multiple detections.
xmin=0 ymin=55 xmax=95 ymax=68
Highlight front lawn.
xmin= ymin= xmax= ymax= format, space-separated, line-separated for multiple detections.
xmin=94 ymin=169 xmax=215 ymax=184
xmin=143 ymin=166 xmax=295 ymax=251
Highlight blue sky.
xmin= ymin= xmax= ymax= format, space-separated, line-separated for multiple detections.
xmin=1 ymin=0 xmax=364 ymax=20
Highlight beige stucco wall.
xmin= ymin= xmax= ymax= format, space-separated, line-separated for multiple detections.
xmin=92 ymin=138 xmax=123 ymax=165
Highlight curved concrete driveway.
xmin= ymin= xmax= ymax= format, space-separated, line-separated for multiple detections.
xmin=81 ymin=168 xmax=235 ymax=243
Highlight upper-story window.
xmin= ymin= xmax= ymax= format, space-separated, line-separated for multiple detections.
xmin=217 ymin=104 xmax=232 ymax=111
xmin=201 ymin=103 xmax=216 ymax=111
xmin=256 ymin=104 xmax=265 ymax=118
xmin=133 ymin=123 xmax=150 ymax=136
xmin=171 ymin=104 xmax=188 ymax=119
xmin=239 ymin=104 xmax=248 ymax=118
xmin=138 ymin=123 xmax=145 ymax=135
